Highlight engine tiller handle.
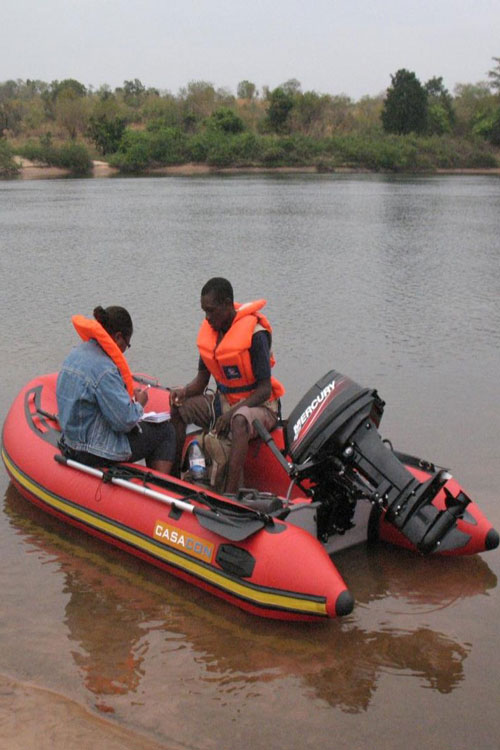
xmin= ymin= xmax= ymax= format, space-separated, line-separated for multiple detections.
xmin=252 ymin=419 xmax=294 ymax=476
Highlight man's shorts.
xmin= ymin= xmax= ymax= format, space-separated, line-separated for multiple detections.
xmin=177 ymin=393 xmax=278 ymax=438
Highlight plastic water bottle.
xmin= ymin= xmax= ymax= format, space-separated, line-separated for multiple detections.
xmin=188 ymin=439 xmax=207 ymax=481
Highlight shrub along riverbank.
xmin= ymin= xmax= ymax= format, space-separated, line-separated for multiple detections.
xmin=14 ymin=140 xmax=93 ymax=174
xmin=0 ymin=140 xmax=20 ymax=176
xmin=2 ymin=131 xmax=499 ymax=177
xmin=108 ymin=129 xmax=499 ymax=172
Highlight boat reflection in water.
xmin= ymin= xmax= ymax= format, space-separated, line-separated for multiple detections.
xmin=5 ymin=484 xmax=496 ymax=716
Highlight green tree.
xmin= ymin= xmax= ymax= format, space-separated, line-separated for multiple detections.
xmin=55 ymin=142 xmax=93 ymax=174
xmin=10 ymin=79 xmax=47 ymax=132
xmin=424 ymin=77 xmax=455 ymax=134
xmin=206 ymin=107 xmax=245 ymax=134
xmin=0 ymin=81 xmax=23 ymax=136
xmin=120 ymin=79 xmax=146 ymax=108
xmin=352 ymin=95 xmax=384 ymax=134
xmin=141 ymin=91 xmax=178 ymax=124
xmin=237 ymin=80 xmax=257 ymax=100
xmin=52 ymin=78 xmax=87 ymax=99
xmin=55 ymin=91 xmax=89 ymax=139
xmin=0 ymin=139 xmax=19 ymax=174
xmin=41 ymin=78 xmax=87 ymax=121
xmin=215 ymin=87 xmax=235 ymax=107
xmin=96 ymin=84 xmax=113 ymax=100
xmin=22 ymin=79 xmax=49 ymax=98
xmin=470 ymin=103 xmax=500 ymax=145
xmin=453 ymin=82 xmax=494 ymax=136
xmin=22 ymin=97 xmax=46 ymax=131
xmin=326 ymin=95 xmax=356 ymax=134
xmin=487 ymin=108 xmax=500 ymax=145
xmin=235 ymin=95 xmax=265 ymax=133
xmin=290 ymin=91 xmax=350 ymax=137
xmin=281 ymin=78 xmax=302 ymax=95
xmin=291 ymin=91 xmax=323 ymax=135
xmin=180 ymin=81 xmax=218 ymax=128
xmin=487 ymin=57 xmax=500 ymax=93
xmin=87 ymin=114 xmax=126 ymax=154
xmin=265 ymin=87 xmax=295 ymax=133
xmin=381 ymin=69 xmax=428 ymax=134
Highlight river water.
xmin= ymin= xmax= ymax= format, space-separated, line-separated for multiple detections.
xmin=0 ymin=173 xmax=499 ymax=749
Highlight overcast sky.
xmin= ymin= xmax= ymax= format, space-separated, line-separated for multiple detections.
xmin=2 ymin=0 xmax=499 ymax=99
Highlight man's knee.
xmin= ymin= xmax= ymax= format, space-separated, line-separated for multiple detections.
xmin=231 ymin=413 xmax=250 ymax=439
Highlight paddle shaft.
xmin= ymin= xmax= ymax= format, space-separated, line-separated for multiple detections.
xmin=55 ymin=455 xmax=199 ymax=515
xmin=53 ymin=454 xmax=268 ymax=541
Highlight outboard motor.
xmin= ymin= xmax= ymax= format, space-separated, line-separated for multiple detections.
xmin=257 ymin=370 xmax=471 ymax=553
xmin=286 ymin=370 xmax=384 ymax=463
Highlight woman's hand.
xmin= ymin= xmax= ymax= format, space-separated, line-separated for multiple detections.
xmin=134 ymin=387 xmax=149 ymax=407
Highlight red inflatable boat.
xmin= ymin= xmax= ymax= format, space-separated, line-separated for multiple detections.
xmin=2 ymin=369 xmax=498 ymax=621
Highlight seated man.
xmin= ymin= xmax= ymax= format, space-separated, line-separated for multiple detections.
xmin=170 ymin=277 xmax=284 ymax=494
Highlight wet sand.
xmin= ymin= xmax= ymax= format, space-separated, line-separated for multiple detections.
xmin=0 ymin=674 xmax=173 ymax=750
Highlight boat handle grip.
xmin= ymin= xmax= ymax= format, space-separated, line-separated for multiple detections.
xmin=252 ymin=419 xmax=293 ymax=475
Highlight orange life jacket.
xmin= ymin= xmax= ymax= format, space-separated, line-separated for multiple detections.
xmin=71 ymin=315 xmax=135 ymax=398
xmin=197 ymin=299 xmax=285 ymax=405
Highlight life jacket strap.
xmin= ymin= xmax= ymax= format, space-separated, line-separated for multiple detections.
xmin=216 ymin=381 xmax=258 ymax=395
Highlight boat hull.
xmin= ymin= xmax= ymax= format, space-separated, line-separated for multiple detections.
xmin=2 ymin=371 xmax=497 ymax=620
xmin=2 ymin=374 xmax=353 ymax=621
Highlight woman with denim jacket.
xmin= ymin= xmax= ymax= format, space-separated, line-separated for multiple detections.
xmin=56 ymin=305 xmax=175 ymax=473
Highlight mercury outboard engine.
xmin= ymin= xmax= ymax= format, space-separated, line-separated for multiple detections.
xmin=255 ymin=370 xmax=471 ymax=554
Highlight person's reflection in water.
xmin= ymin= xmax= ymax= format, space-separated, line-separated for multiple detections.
xmin=63 ymin=572 xmax=145 ymax=701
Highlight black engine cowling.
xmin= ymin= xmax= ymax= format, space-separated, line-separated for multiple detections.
xmin=283 ymin=370 xmax=470 ymax=554
xmin=285 ymin=370 xmax=384 ymax=464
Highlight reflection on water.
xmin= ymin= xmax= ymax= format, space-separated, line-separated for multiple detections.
xmin=64 ymin=573 xmax=145 ymax=702
xmin=4 ymin=485 xmax=495 ymax=718
xmin=335 ymin=543 xmax=497 ymax=611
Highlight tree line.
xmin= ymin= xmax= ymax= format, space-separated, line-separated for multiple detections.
xmin=1 ymin=60 xmax=499 ymax=175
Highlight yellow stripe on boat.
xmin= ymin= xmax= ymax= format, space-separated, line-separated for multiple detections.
xmin=2 ymin=449 xmax=327 ymax=616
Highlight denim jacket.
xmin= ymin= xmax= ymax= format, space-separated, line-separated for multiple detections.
xmin=56 ymin=340 xmax=143 ymax=460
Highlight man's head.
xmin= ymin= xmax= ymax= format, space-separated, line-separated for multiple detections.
xmin=201 ymin=277 xmax=235 ymax=332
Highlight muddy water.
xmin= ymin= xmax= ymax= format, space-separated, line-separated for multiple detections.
xmin=0 ymin=174 xmax=499 ymax=749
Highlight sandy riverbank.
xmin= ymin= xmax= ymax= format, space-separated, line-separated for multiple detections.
xmin=0 ymin=673 xmax=174 ymax=750
xmin=10 ymin=156 xmax=500 ymax=179
xmin=12 ymin=158 xmax=321 ymax=179
xmin=13 ymin=157 xmax=120 ymax=179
